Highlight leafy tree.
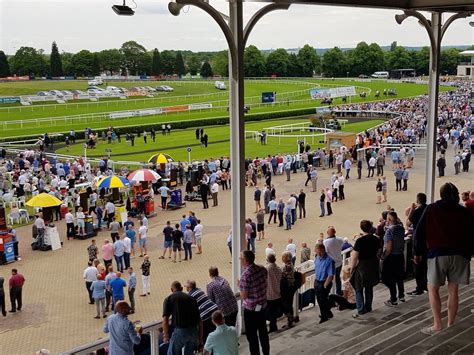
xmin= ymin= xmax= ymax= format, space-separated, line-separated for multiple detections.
xmin=91 ymin=53 xmax=101 ymax=76
xmin=160 ymin=50 xmax=175 ymax=75
xmin=187 ymin=55 xmax=201 ymax=76
xmin=61 ymin=52 xmax=74 ymax=76
xmin=136 ymin=52 xmax=152 ymax=75
xmin=266 ymin=48 xmax=290 ymax=77
xmin=244 ymin=45 xmax=266 ymax=77
xmin=321 ymin=47 xmax=347 ymax=77
xmin=120 ymin=41 xmax=147 ymax=75
xmin=98 ymin=49 xmax=123 ymax=75
xmin=200 ymin=61 xmax=213 ymax=78
xmin=151 ymin=48 xmax=162 ymax=76
xmin=440 ymin=48 xmax=461 ymax=75
xmin=288 ymin=53 xmax=302 ymax=77
xmin=50 ymin=41 xmax=63 ymax=77
xmin=385 ymin=46 xmax=412 ymax=71
xmin=411 ymin=47 xmax=429 ymax=76
xmin=297 ymin=44 xmax=318 ymax=77
xmin=212 ymin=50 xmax=229 ymax=76
xmin=71 ymin=50 xmax=94 ymax=76
xmin=10 ymin=47 xmax=47 ymax=77
xmin=0 ymin=51 xmax=10 ymax=77
xmin=367 ymin=43 xmax=386 ymax=74
xmin=175 ymin=51 xmax=186 ymax=77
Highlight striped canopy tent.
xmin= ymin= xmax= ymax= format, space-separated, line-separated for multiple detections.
xmin=148 ymin=153 xmax=174 ymax=165
xmin=128 ymin=169 xmax=161 ymax=182
xmin=97 ymin=175 xmax=130 ymax=189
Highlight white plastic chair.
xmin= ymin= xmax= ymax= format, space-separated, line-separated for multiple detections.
xmin=7 ymin=212 xmax=20 ymax=225
xmin=17 ymin=196 xmax=26 ymax=208
xmin=19 ymin=209 xmax=29 ymax=223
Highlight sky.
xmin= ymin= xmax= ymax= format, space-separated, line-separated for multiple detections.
xmin=0 ymin=0 xmax=473 ymax=54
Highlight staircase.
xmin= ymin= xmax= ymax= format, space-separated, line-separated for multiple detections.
xmin=240 ymin=269 xmax=474 ymax=354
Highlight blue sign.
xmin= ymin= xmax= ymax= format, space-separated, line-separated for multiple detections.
xmin=262 ymin=92 xmax=276 ymax=103
xmin=4 ymin=241 xmax=15 ymax=262
xmin=0 ymin=97 xmax=21 ymax=104
xmin=170 ymin=189 xmax=183 ymax=205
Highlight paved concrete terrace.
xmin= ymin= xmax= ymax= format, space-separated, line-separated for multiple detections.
xmin=0 ymin=148 xmax=472 ymax=354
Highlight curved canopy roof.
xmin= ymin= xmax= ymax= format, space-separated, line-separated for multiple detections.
xmin=261 ymin=0 xmax=474 ymax=12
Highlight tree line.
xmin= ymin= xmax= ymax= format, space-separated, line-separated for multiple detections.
xmin=0 ymin=41 xmax=470 ymax=79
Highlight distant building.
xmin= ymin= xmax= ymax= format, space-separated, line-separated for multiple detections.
xmin=457 ymin=50 xmax=474 ymax=78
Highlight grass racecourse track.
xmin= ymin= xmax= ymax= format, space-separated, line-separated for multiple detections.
xmin=0 ymin=78 xmax=444 ymax=139
xmin=56 ymin=118 xmax=384 ymax=162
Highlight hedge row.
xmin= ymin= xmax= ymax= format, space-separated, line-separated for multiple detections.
xmin=0 ymin=107 xmax=316 ymax=143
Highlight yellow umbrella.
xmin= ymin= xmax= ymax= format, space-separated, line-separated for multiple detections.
xmin=148 ymin=153 xmax=174 ymax=164
xmin=26 ymin=193 xmax=63 ymax=208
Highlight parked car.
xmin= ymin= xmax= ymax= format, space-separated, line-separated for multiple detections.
xmin=106 ymin=86 xmax=123 ymax=94
xmin=71 ymin=90 xmax=86 ymax=95
xmin=156 ymin=85 xmax=174 ymax=92
xmin=87 ymin=88 xmax=106 ymax=95
xmin=37 ymin=91 xmax=52 ymax=97
xmin=49 ymin=90 xmax=64 ymax=97
xmin=144 ymin=86 xmax=156 ymax=92
xmin=215 ymin=81 xmax=226 ymax=90
xmin=88 ymin=78 xmax=103 ymax=86
xmin=61 ymin=90 xmax=73 ymax=96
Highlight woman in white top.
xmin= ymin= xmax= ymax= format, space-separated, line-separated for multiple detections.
xmin=76 ymin=207 xmax=86 ymax=235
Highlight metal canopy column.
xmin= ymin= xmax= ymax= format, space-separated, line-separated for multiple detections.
xmin=168 ymin=0 xmax=290 ymax=331
xmin=396 ymin=10 xmax=471 ymax=202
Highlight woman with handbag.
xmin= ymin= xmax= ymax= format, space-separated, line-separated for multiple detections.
xmin=280 ymin=251 xmax=297 ymax=328
xmin=350 ymin=220 xmax=381 ymax=317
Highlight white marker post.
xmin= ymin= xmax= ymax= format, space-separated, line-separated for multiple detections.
xmin=187 ymin=146 xmax=192 ymax=164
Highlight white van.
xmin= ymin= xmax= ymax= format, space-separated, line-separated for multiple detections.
xmin=371 ymin=71 xmax=389 ymax=79
xmin=215 ymin=81 xmax=227 ymax=90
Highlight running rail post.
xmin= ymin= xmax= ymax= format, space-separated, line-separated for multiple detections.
xmin=395 ymin=10 xmax=471 ymax=202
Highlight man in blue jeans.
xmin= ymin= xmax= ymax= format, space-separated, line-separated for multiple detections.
xmin=162 ymin=281 xmax=202 ymax=355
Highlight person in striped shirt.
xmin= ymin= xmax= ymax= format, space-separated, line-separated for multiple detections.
xmin=186 ymin=280 xmax=219 ymax=346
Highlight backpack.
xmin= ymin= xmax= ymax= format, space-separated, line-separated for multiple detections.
xmin=294 ymin=271 xmax=305 ymax=289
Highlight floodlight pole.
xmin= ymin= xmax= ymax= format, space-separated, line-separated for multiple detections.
xmin=396 ymin=10 xmax=471 ymax=203
xmin=169 ymin=0 xmax=290 ymax=330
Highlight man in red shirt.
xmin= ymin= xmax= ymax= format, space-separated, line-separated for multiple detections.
xmin=461 ymin=191 xmax=474 ymax=216
xmin=9 ymin=268 xmax=25 ymax=313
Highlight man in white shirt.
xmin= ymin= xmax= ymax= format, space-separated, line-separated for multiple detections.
xmin=323 ymin=227 xmax=344 ymax=296
xmin=65 ymin=210 xmax=75 ymax=240
xmin=83 ymin=261 xmax=98 ymax=304
xmin=105 ymin=200 xmax=115 ymax=228
xmin=138 ymin=221 xmax=147 ymax=257
xmin=34 ymin=213 xmax=46 ymax=240
xmin=211 ymin=182 xmax=219 ymax=207
xmin=285 ymin=238 xmax=297 ymax=265
xmin=123 ymin=235 xmax=132 ymax=269
xmin=265 ymin=242 xmax=275 ymax=257
xmin=193 ymin=220 xmax=204 ymax=254
xmin=288 ymin=195 xmax=297 ymax=225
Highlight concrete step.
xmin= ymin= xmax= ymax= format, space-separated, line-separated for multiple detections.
xmin=422 ymin=318 xmax=474 ymax=355
xmin=321 ymin=283 xmax=457 ymax=354
xmin=322 ymin=281 xmax=473 ymax=355
xmin=452 ymin=341 xmax=474 ymax=355
xmin=363 ymin=296 xmax=474 ymax=355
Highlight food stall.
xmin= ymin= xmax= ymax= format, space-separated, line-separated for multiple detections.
xmin=97 ymin=175 xmax=130 ymax=223
xmin=25 ymin=193 xmax=63 ymax=251
xmin=0 ymin=206 xmax=16 ymax=264
xmin=128 ymin=169 xmax=160 ymax=218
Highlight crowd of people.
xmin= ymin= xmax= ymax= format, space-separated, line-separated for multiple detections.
xmin=0 ymin=81 xmax=473 ymax=355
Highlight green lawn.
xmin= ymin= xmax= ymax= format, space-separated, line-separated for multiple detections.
xmin=0 ymin=78 xmax=449 ymax=139
xmin=56 ymin=118 xmax=384 ymax=161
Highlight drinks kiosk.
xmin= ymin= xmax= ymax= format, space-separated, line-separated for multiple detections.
xmin=0 ymin=206 xmax=16 ymax=264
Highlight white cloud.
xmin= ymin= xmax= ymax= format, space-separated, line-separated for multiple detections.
xmin=0 ymin=0 xmax=472 ymax=54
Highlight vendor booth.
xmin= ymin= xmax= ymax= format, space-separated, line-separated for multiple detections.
xmin=0 ymin=206 xmax=16 ymax=264
xmin=128 ymin=169 xmax=160 ymax=218
xmin=26 ymin=193 xmax=63 ymax=251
